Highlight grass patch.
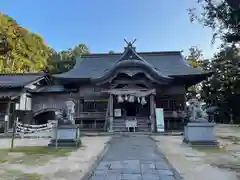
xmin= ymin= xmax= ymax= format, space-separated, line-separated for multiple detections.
xmin=0 ymin=146 xmax=77 ymax=165
xmin=0 ymin=159 xmax=7 ymax=164
xmin=191 ymin=146 xmax=226 ymax=153
xmin=0 ymin=146 xmax=76 ymax=155
xmin=0 ymin=170 xmax=42 ymax=180
xmin=0 ymin=152 xmax=9 ymax=164
xmin=9 ymin=154 xmax=56 ymax=165
xmin=22 ymin=172 xmax=42 ymax=180
xmin=219 ymin=136 xmax=240 ymax=144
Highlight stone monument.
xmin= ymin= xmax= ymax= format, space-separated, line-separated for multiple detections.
xmin=183 ymin=98 xmax=218 ymax=146
xmin=48 ymin=104 xmax=81 ymax=148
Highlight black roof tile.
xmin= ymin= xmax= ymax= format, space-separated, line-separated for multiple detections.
xmin=0 ymin=73 xmax=45 ymax=88
xmin=54 ymin=51 xmax=208 ymax=79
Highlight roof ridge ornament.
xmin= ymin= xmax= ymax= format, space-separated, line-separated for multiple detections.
xmin=118 ymin=39 xmax=147 ymax=62
xmin=124 ymin=38 xmax=136 ymax=48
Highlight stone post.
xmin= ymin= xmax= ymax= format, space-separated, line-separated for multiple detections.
xmin=5 ymin=101 xmax=11 ymax=133
xmin=150 ymin=94 xmax=155 ymax=132
xmin=109 ymin=94 xmax=114 ymax=132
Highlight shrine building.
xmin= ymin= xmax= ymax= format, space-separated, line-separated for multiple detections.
xmin=0 ymin=42 xmax=211 ymax=132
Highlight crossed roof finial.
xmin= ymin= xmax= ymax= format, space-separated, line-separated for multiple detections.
xmin=124 ymin=38 xmax=137 ymax=48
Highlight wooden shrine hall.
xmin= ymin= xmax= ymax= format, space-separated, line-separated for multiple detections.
xmin=0 ymin=41 xmax=211 ymax=133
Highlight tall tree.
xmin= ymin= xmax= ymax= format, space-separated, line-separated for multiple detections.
xmin=189 ymin=0 xmax=240 ymax=43
xmin=200 ymin=45 xmax=240 ymax=123
xmin=49 ymin=43 xmax=90 ymax=74
xmin=185 ymin=46 xmax=204 ymax=99
xmin=0 ymin=12 xmax=90 ymax=74
xmin=187 ymin=46 xmax=203 ymax=68
xmin=188 ymin=1 xmax=240 ymax=124
xmin=0 ymin=12 xmax=52 ymax=73
xmin=109 ymin=50 xmax=115 ymax=54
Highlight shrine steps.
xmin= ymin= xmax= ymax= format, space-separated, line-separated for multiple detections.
xmin=112 ymin=118 xmax=150 ymax=132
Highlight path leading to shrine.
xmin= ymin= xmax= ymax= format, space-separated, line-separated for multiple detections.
xmin=89 ymin=135 xmax=181 ymax=180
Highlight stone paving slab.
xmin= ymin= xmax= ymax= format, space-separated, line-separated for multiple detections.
xmin=88 ymin=135 xmax=181 ymax=180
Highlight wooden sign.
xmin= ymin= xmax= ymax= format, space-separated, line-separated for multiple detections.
xmin=125 ymin=120 xmax=137 ymax=128
xmin=114 ymin=109 xmax=122 ymax=117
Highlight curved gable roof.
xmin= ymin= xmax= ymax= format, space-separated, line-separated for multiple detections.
xmin=91 ymin=43 xmax=172 ymax=84
xmin=54 ymin=46 xmax=209 ymax=80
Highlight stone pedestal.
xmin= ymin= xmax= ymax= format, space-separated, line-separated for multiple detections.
xmin=48 ymin=125 xmax=81 ymax=147
xmin=183 ymin=122 xmax=218 ymax=146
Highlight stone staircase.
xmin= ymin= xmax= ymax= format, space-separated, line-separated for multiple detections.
xmin=112 ymin=117 xmax=150 ymax=132
xmin=137 ymin=117 xmax=150 ymax=132
xmin=112 ymin=118 xmax=126 ymax=132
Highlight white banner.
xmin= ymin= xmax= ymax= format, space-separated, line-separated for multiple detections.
xmin=16 ymin=121 xmax=56 ymax=136
xmin=155 ymin=108 xmax=165 ymax=132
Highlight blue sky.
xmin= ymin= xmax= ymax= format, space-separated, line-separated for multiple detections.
xmin=1 ymin=0 xmax=221 ymax=58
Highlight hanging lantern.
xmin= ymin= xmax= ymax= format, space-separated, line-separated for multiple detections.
xmin=117 ymin=95 xmax=123 ymax=103
xmin=141 ymin=97 xmax=147 ymax=105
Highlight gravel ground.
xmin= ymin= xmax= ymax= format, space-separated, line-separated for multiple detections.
xmin=0 ymin=124 xmax=239 ymax=180
xmin=0 ymin=136 xmax=111 ymax=180
xmin=0 ymin=137 xmax=50 ymax=149
xmin=152 ymin=124 xmax=240 ymax=180
xmin=153 ymin=135 xmax=239 ymax=180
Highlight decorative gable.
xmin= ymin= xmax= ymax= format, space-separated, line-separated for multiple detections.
xmin=92 ymin=40 xmax=172 ymax=85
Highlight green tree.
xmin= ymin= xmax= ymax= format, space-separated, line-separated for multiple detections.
xmin=185 ymin=46 xmax=204 ymax=99
xmin=0 ymin=12 xmax=90 ymax=74
xmin=109 ymin=50 xmax=115 ymax=54
xmin=188 ymin=1 xmax=240 ymax=124
xmin=189 ymin=0 xmax=240 ymax=43
xmin=48 ymin=43 xmax=90 ymax=74
xmin=200 ymin=45 xmax=240 ymax=123
xmin=187 ymin=46 xmax=203 ymax=68
xmin=0 ymin=12 xmax=52 ymax=73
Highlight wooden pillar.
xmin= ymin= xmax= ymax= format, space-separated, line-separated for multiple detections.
xmin=150 ymin=94 xmax=155 ymax=132
xmin=109 ymin=94 xmax=113 ymax=132
xmin=5 ymin=101 xmax=11 ymax=133
xmin=94 ymin=120 xmax=97 ymax=129
xmin=80 ymin=120 xmax=83 ymax=129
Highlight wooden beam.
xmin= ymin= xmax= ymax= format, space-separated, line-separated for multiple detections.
xmin=103 ymin=88 xmax=156 ymax=96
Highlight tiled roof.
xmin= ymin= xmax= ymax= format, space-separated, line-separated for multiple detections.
xmin=30 ymin=85 xmax=66 ymax=93
xmin=54 ymin=51 xmax=209 ymax=79
xmin=0 ymin=73 xmax=45 ymax=88
xmin=0 ymin=91 xmax=21 ymax=98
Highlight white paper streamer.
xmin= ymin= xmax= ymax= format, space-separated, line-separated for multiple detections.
xmin=129 ymin=95 xmax=135 ymax=103
xmin=141 ymin=97 xmax=147 ymax=105
xmin=117 ymin=95 xmax=124 ymax=103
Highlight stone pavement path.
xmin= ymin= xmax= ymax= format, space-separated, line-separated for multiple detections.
xmin=89 ymin=135 xmax=181 ymax=180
